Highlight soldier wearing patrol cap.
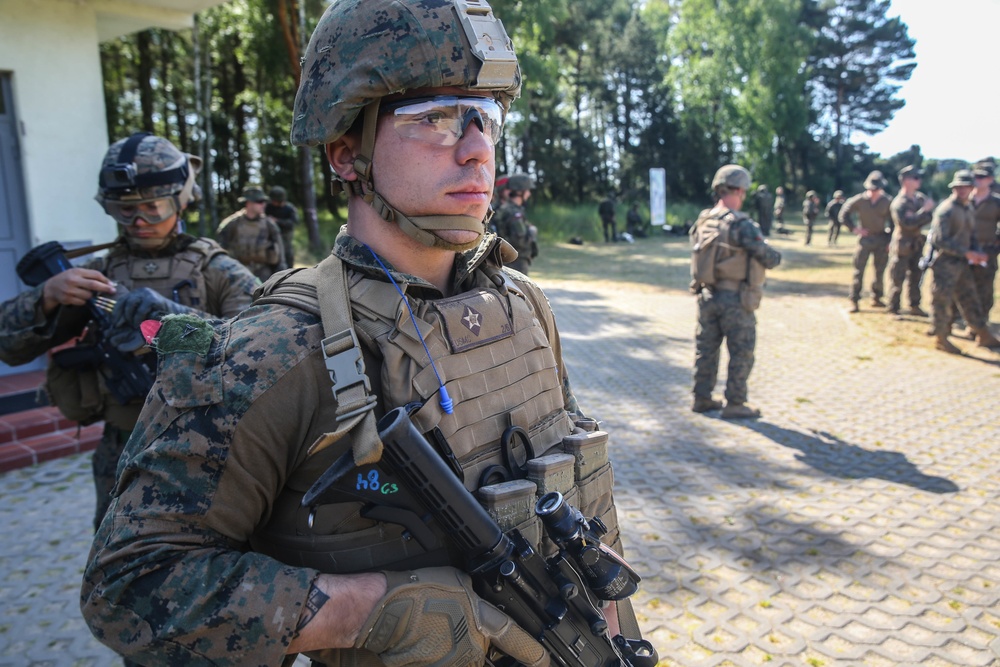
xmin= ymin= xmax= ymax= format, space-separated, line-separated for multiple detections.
xmin=839 ymin=170 xmax=893 ymax=312
xmin=689 ymin=165 xmax=782 ymax=419
xmin=217 ymin=185 xmax=287 ymax=280
xmin=971 ymin=163 xmax=1000 ymax=320
xmin=802 ymin=190 xmax=820 ymax=245
xmin=82 ymin=1 xmax=645 ymax=665
xmin=925 ymin=170 xmax=1000 ymax=353
xmin=887 ymin=165 xmax=935 ymax=316
xmin=825 ymin=190 xmax=846 ymax=245
xmin=0 ymin=132 xmax=258 ymax=538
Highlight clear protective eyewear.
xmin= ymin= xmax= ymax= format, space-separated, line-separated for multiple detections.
xmin=102 ymin=196 xmax=178 ymax=226
xmin=383 ymin=96 xmax=505 ymax=146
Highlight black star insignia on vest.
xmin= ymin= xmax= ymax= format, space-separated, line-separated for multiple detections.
xmin=143 ymin=261 xmax=159 ymax=275
xmin=461 ymin=305 xmax=482 ymax=336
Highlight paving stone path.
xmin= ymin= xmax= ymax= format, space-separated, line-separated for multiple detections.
xmin=1 ymin=239 xmax=998 ymax=666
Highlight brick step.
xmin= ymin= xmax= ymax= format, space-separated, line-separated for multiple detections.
xmin=0 ymin=405 xmax=103 ymax=472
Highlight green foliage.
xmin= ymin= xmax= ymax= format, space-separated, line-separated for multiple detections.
xmin=99 ymin=0 xmax=921 ymax=224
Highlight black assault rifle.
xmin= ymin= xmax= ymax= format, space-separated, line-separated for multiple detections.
xmin=16 ymin=241 xmax=155 ymax=405
xmin=305 ymin=405 xmax=659 ymax=667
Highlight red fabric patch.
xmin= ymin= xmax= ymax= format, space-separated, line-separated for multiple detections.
xmin=141 ymin=319 xmax=162 ymax=344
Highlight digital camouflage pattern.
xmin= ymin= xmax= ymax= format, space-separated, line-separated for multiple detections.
xmin=0 ymin=234 xmax=257 ymax=530
xmin=265 ymin=200 xmax=299 ymax=268
xmin=928 ymin=194 xmax=988 ymax=336
xmin=97 ymin=134 xmax=200 ymax=205
xmin=839 ymin=192 xmax=893 ymax=303
xmin=802 ymin=195 xmax=819 ymax=245
xmin=80 ymin=229 xmax=591 ymax=665
xmin=216 ymin=210 xmax=287 ymax=281
xmin=887 ymin=191 xmax=933 ymax=312
xmin=692 ymin=211 xmax=781 ymax=405
xmin=290 ymin=0 xmax=521 ymax=147
xmin=970 ymin=192 xmax=1000 ymax=317
xmin=493 ymin=201 xmax=533 ymax=274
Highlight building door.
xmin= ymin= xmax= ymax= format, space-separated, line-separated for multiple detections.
xmin=0 ymin=72 xmax=45 ymax=375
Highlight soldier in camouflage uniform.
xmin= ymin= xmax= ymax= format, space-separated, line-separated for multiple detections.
xmin=81 ymin=2 xmax=646 ymax=666
xmin=217 ymin=185 xmax=287 ymax=281
xmin=971 ymin=164 xmax=1000 ymax=321
xmin=690 ymin=165 xmax=782 ymax=420
xmin=887 ymin=165 xmax=935 ymax=316
xmin=839 ymin=171 xmax=893 ymax=313
xmin=0 ymin=133 xmax=257 ymax=535
xmin=802 ymin=190 xmax=819 ymax=245
xmin=752 ymin=184 xmax=773 ymax=236
xmin=266 ymin=185 xmax=300 ymax=269
xmin=825 ymin=190 xmax=845 ymax=246
xmin=772 ymin=186 xmax=786 ymax=234
xmin=925 ymin=170 xmax=1000 ymax=354
xmin=493 ymin=172 xmax=538 ymax=274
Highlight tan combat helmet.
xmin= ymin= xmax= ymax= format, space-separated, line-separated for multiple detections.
xmin=95 ymin=132 xmax=202 ymax=250
xmin=712 ymin=165 xmax=751 ymax=193
xmin=290 ymin=0 xmax=521 ymax=252
xmin=863 ymin=170 xmax=887 ymax=190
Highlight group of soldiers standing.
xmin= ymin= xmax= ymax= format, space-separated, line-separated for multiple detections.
xmin=831 ymin=162 xmax=1000 ymax=353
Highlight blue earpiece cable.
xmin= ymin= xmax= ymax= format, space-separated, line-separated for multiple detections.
xmin=363 ymin=243 xmax=454 ymax=414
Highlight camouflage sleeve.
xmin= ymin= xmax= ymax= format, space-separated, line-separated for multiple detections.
xmin=931 ymin=203 xmax=972 ymax=258
xmin=81 ymin=307 xmax=329 ymax=665
xmin=0 ymin=285 xmax=88 ymax=366
xmin=202 ymin=253 xmax=260 ymax=319
xmin=510 ymin=274 xmax=584 ymax=419
xmin=734 ymin=218 xmax=782 ymax=269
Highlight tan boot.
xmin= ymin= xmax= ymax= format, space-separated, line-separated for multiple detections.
xmin=871 ymin=297 xmax=886 ymax=308
xmin=973 ymin=327 xmax=1000 ymax=349
xmin=935 ymin=335 xmax=962 ymax=354
xmin=721 ymin=402 xmax=761 ymax=419
xmin=692 ymin=396 xmax=723 ymax=413
xmin=908 ymin=305 xmax=928 ymax=317
xmin=848 ymin=300 xmax=860 ymax=313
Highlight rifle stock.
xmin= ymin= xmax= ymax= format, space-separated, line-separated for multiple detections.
xmin=374 ymin=405 xmax=658 ymax=667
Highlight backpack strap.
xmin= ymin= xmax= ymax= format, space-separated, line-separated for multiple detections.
xmin=254 ymin=255 xmax=382 ymax=466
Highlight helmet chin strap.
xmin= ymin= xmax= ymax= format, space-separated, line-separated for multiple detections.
xmin=348 ymin=101 xmax=488 ymax=253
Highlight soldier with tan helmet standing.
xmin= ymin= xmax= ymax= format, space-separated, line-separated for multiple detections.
xmin=266 ymin=185 xmax=299 ymax=268
xmin=839 ymin=171 xmax=893 ymax=313
xmin=493 ymin=172 xmax=538 ymax=274
xmin=802 ymin=190 xmax=820 ymax=245
xmin=887 ymin=165 xmax=935 ymax=316
xmin=217 ymin=185 xmax=287 ymax=281
xmin=925 ymin=170 xmax=1000 ymax=353
xmin=971 ymin=163 xmax=1000 ymax=321
xmin=690 ymin=165 xmax=782 ymax=419
xmin=825 ymin=190 xmax=846 ymax=246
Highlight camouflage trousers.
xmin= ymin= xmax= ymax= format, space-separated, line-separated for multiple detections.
xmin=804 ymin=218 xmax=815 ymax=245
xmin=827 ymin=220 xmax=840 ymax=245
xmin=91 ymin=423 xmax=131 ymax=532
xmin=280 ymin=228 xmax=295 ymax=269
xmin=887 ymin=250 xmax=924 ymax=311
xmin=850 ymin=241 xmax=888 ymax=302
xmin=970 ymin=255 xmax=998 ymax=322
xmin=693 ymin=289 xmax=756 ymax=405
xmin=931 ymin=256 xmax=986 ymax=336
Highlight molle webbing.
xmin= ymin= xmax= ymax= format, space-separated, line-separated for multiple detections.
xmin=104 ymin=238 xmax=220 ymax=308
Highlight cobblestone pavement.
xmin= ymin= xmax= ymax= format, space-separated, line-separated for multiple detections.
xmin=2 ymin=246 xmax=999 ymax=666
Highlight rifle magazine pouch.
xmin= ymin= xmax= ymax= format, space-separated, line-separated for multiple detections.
xmin=45 ymin=347 xmax=104 ymax=424
xmin=477 ymin=479 xmax=542 ymax=549
xmin=739 ymin=282 xmax=763 ymax=311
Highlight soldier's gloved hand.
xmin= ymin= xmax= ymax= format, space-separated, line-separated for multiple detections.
xmin=108 ymin=288 xmax=194 ymax=352
xmin=355 ymin=566 xmax=548 ymax=667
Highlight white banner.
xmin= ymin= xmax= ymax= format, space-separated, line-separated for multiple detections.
xmin=649 ymin=168 xmax=666 ymax=226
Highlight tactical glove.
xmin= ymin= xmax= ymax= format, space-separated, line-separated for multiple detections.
xmin=356 ymin=566 xmax=548 ymax=667
xmin=108 ymin=287 xmax=195 ymax=352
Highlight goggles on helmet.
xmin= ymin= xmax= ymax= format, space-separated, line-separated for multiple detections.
xmin=102 ymin=196 xmax=178 ymax=226
xmin=382 ymin=96 xmax=505 ymax=146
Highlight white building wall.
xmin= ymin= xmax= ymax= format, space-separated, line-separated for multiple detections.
xmin=0 ymin=0 xmax=118 ymax=247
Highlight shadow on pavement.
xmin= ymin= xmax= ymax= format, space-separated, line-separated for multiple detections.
xmin=735 ymin=420 xmax=960 ymax=494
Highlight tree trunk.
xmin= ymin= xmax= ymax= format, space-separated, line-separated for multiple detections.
xmin=137 ymin=31 xmax=155 ymax=132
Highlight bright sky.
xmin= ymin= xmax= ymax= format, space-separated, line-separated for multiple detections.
xmin=854 ymin=0 xmax=1000 ymax=162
